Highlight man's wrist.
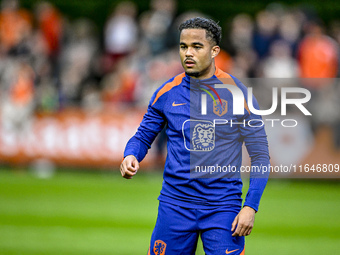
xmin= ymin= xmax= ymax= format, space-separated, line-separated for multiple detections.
xmin=243 ymin=205 xmax=257 ymax=213
xmin=124 ymin=154 xmax=138 ymax=160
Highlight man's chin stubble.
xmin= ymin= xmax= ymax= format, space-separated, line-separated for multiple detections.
xmin=185 ymin=71 xmax=200 ymax=78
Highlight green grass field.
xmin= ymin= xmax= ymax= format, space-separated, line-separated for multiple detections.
xmin=0 ymin=169 xmax=339 ymax=255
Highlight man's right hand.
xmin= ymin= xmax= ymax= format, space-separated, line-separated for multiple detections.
xmin=120 ymin=155 xmax=139 ymax=179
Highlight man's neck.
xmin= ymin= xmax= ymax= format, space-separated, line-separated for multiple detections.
xmin=189 ymin=65 xmax=216 ymax=80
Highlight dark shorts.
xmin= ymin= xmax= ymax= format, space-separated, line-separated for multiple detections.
xmin=148 ymin=201 xmax=245 ymax=255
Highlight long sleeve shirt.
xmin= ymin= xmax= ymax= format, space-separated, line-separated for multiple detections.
xmin=124 ymin=68 xmax=270 ymax=211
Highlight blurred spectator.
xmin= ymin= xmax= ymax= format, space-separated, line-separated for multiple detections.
xmin=298 ymin=20 xmax=338 ymax=82
xmin=230 ymin=49 xmax=257 ymax=78
xmin=59 ymin=19 xmax=99 ymax=108
xmin=261 ymin=40 xmax=299 ymax=78
xmin=252 ymin=10 xmax=280 ymax=59
xmin=230 ymin=13 xmax=254 ymax=53
xmin=104 ymin=1 xmax=138 ymax=72
xmin=257 ymin=40 xmax=299 ymax=113
xmin=101 ymin=59 xmax=138 ymax=106
xmin=0 ymin=58 xmax=35 ymax=134
xmin=297 ymin=20 xmax=339 ymax=135
xmin=277 ymin=11 xmax=303 ymax=57
xmin=140 ymin=0 xmax=177 ymax=56
xmin=0 ymin=0 xmax=33 ymax=55
xmin=35 ymin=1 xmax=63 ymax=59
xmin=132 ymin=48 xmax=183 ymax=107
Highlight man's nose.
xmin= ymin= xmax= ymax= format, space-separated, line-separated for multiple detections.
xmin=185 ymin=47 xmax=193 ymax=57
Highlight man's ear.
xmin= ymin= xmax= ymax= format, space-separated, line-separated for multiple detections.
xmin=211 ymin=45 xmax=220 ymax=59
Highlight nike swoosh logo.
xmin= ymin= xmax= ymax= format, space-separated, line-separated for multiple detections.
xmin=172 ymin=102 xmax=187 ymax=107
xmin=226 ymin=249 xmax=239 ymax=254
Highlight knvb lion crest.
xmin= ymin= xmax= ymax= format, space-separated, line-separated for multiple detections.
xmin=213 ymin=99 xmax=228 ymax=117
xmin=153 ymin=240 xmax=166 ymax=255
xmin=192 ymin=122 xmax=215 ymax=151
xmin=182 ymin=120 xmax=215 ymax=151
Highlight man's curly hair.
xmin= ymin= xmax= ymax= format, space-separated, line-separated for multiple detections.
xmin=179 ymin=17 xmax=222 ymax=46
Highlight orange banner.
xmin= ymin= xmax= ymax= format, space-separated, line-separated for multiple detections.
xmin=0 ymin=108 xmax=154 ymax=168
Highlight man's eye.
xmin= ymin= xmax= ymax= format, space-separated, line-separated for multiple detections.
xmin=194 ymin=46 xmax=202 ymax=49
xmin=180 ymin=45 xmax=187 ymax=49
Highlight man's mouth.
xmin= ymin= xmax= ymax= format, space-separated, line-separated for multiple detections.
xmin=185 ymin=59 xmax=196 ymax=68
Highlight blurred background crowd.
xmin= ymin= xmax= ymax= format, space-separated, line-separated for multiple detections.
xmin=0 ymin=0 xmax=340 ymax=158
